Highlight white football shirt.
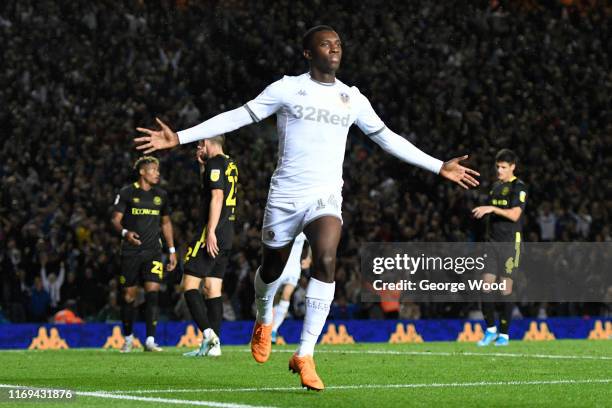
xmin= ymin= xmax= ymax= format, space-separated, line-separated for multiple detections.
xmin=244 ymin=73 xmax=385 ymax=201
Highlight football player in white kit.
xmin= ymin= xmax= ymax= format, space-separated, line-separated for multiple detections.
xmin=135 ymin=25 xmax=479 ymax=390
xmin=271 ymin=232 xmax=310 ymax=344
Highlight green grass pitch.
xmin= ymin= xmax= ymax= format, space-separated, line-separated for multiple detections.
xmin=1 ymin=341 xmax=610 ymax=407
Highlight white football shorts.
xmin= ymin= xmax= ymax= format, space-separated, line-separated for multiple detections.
xmin=261 ymin=191 xmax=342 ymax=248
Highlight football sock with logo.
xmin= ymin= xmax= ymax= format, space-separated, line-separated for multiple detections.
xmin=297 ymin=278 xmax=335 ymax=357
xmin=254 ymin=267 xmax=283 ymax=325
xmin=185 ymin=289 xmax=211 ymax=333
xmin=205 ymin=296 xmax=223 ymax=339
xmin=145 ymin=291 xmax=159 ymax=338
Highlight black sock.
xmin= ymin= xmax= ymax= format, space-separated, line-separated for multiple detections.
xmin=205 ymin=296 xmax=223 ymax=338
xmin=500 ymin=302 xmax=513 ymax=335
xmin=122 ymin=301 xmax=136 ymax=336
xmin=145 ymin=291 xmax=159 ymax=338
xmin=184 ymin=289 xmax=210 ymax=332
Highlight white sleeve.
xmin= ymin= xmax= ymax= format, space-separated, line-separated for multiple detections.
xmin=354 ymin=89 xmax=442 ymax=174
xmin=353 ymin=89 xmax=386 ymax=137
xmin=370 ymin=128 xmax=443 ymax=174
xmin=177 ymin=106 xmax=254 ymax=145
xmin=177 ymin=77 xmax=286 ymax=145
xmin=243 ymin=77 xmax=286 ymax=122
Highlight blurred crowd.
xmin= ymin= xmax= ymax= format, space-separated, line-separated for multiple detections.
xmin=1 ymin=0 xmax=610 ymax=324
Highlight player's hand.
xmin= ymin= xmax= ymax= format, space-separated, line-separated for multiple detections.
xmin=196 ymin=143 xmax=206 ymax=165
xmin=206 ymin=231 xmax=219 ymax=258
xmin=135 ymin=118 xmax=179 ymax=154
xmin=440 ymin=155 xmax=480 ymax=189
xmin=126 ymin=231 xmax=142 ymax=246
xmin=167 ymin=252 xmax=177 ymax=272
xmin=472 ymin=206 xmax=495 ymax=219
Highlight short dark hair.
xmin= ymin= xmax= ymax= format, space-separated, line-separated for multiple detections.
xmin=133 ymin=156 xmax=159 ymax=171
xmin=302 ymin=25 xmax=336 ymax=51
xmin=495 ymin=149 xmax=517 ymax=165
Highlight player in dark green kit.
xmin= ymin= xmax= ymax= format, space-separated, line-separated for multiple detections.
xmin=182 ymin=135 xmax=238 ymax=357
xmin=472 ymin=149 xmax=527 ymax=346
xmin=111 ymin=156 xmax=177 ymax=352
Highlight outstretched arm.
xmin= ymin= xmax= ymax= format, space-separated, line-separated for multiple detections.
xmin=370 ymin=128 xmax=479 ymax=189
xmin=135 ymin=107 xmax=254 ymax=154
xmin=135 ymin=77 xmax=287 ymax=154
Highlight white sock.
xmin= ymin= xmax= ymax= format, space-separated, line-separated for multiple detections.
xmin=272 ymin=300 xmax=291 ymax=332
xmin=499 ymin=333 xmax=509 ymax=340
xmin=486 ymin=326 xmax=498 ymax=334
xmin=203 ymin=328 xmax=216 ymax=340
xmin=125 ymin=334 xmax=134 ymax=343
xmin=297 ymin=278 xmax=335 ymax=357
xmin=146 ymin=336 xmax=155 ymax=345
xmin=254 ymin=267 xmax=283 ymax=325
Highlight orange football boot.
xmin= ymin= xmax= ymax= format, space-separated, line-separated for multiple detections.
xmin=288 ymin=353 xmax=324 ymax=391
xmin=250 ymin=322 xmax=273 ymax=363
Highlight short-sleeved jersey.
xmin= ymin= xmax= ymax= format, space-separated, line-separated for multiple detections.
xmin=244 ymin=73 xmax=386 ymax=200
xmin=200 ymin=154 xmax=238 ymax=250
xmin=113 ymin=183 xmax=171 ymax=252
xmin=486 ymin=177 xmax=528 ymax=242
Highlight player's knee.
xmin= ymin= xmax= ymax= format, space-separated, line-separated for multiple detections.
xmin=312 ymin=253 xmax=336 ymax=281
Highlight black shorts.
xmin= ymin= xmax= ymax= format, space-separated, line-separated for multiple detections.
xmin=184 ymin=245 xmax=230 ymax=280
xmin=120 ymin=249 xmax=164 ymax=287
xmin=486 ymin=235 xmax=522 ymax=278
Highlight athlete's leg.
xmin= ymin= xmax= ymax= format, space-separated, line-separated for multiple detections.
xmin=203 ymin=277 xmax=223 ymax=338
xmin=251 ymin=243 xmax=292 ymax=363
xmin=143 ymin=281 xmax=161 ymax=350
xmin=254 ymin=243 xmax=293 ymax=324
xmin=497 ymin=277 xmax=514 ymax=346
xmin=289 ymin=216 xmax=341 ymax=390
xmin=182 ymin=274 xmax=220 ymax=356
xmin=478 ymin=272 xmax=498 ymax=346
xmin=297 ymin=216 xmax=340 ymax=356
xmin=121 ymin=286 xmax=138 ymax=338
xmin=182 ymin=274 xmax=211 ymax=334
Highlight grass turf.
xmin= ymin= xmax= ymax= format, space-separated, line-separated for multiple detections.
xmin=0 ymin=340 xmax=610 ymax=407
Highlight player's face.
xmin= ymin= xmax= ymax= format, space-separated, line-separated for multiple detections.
xmin=141 ymin=163 xmax=160 ymax=185
xmin=496 ymin=161 xmax=515 ymax=182
xmin=306 ymin=30 xmax=342 ymax=73
xmin=197 ymin=141 xmax=206 ymax=162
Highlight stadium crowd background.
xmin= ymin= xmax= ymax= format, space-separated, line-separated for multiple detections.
xmin=1 ymin=0 xmax=610 ymax=324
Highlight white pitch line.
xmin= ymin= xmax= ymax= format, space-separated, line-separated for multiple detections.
xmin=237 ymin=348 xmax=612 ymax=361
xmin=101 ymin=378 xmax=612 ymax=394
xmin=0 ymin=384 xmax=275 ymax=408
xmin=1 ymin=347 xmax=610 ymax=361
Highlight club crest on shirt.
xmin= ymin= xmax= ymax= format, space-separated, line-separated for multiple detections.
xmin=210 ymin=169 xmax=220 ymax=182
xmin=153 ymin=196 xmax=162 ymax=206
xmin=133 ymin=197 xmax=140 ymax=203
xmin=501 ymin=186 xmax=510 ymax=196
xmin=339 ymin=92 xmax=350 ymax=105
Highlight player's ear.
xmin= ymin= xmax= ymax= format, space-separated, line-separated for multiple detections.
xmin=303 ymin=49 xmax=312 ymax=60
